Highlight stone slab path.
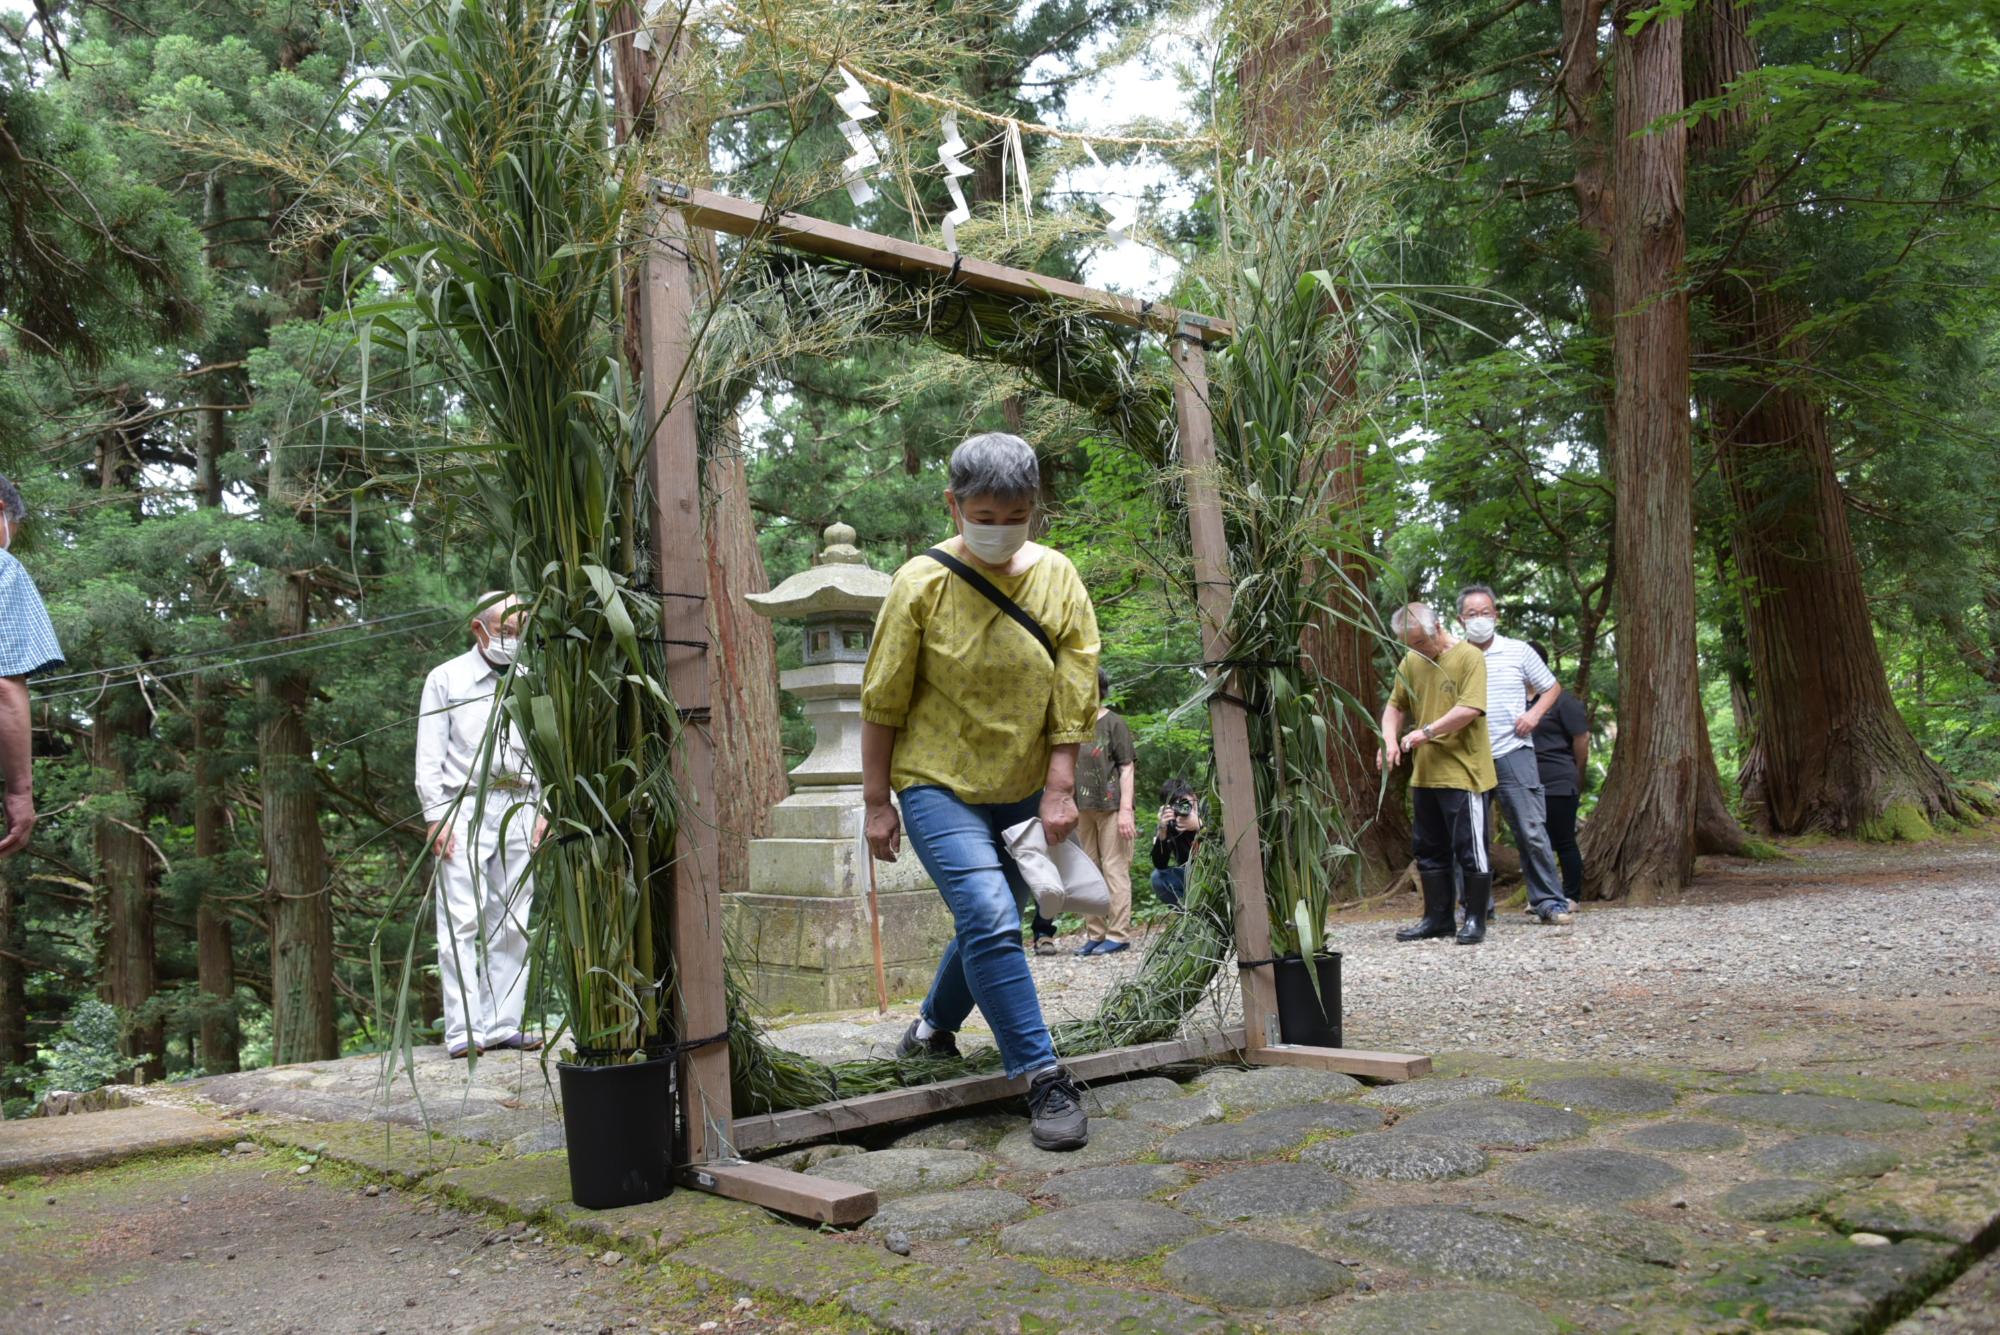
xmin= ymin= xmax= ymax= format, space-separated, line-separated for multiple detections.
xmin=5 ymin=835 xmax=1999 ymax=1332
xmin=11 ymin=1046 xmax=1989 ymax=1334
xmin=0 ymin=1104 xmax=240 ymax=1175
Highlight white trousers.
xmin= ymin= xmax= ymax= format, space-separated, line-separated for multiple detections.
xmin=435 ymin=807 xmax=536 ymax=1049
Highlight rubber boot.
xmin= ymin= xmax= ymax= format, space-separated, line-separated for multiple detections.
xmin=1456 ymin=872 xmax=1491 ymax=945
xmin=1396 ymin=871 xmax=1457 ymax=942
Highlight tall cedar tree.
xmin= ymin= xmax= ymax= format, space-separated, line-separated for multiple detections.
xmin=1685 ymin=0 xmax=1962 ymax=837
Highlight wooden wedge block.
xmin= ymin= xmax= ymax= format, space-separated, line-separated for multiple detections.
xmin=1245 ymin=1044 xmax=1432 ymax=1082
xmin=683 ymin=1160 xmax=878 ymax=1226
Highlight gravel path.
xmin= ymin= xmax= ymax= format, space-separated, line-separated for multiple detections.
xmin=768 ymin=837 xmax=2000 ymax=1068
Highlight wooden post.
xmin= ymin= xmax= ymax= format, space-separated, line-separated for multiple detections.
xmin=1170 ymin=329 xmax=1281 ymax=1053
xmin=635 ymin=184 xmax=733 ymax=1174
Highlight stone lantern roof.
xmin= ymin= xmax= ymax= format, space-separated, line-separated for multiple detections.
xmin=745 ymin=522 xmax=891 ymax=621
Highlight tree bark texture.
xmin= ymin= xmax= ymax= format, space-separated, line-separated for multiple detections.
xmin=194 ymin=387 xmax=240 ymax=1072
xmin=612 ymin=20 xmax=788 ymax=900
xmin=193 ymin=654 xmax=239 ymax=1072
xmin=1237 ymin=5 xmax=1409 ymax=886
xmin=259 ymin=428 xmax=335 ymax=1064
xmin=0 ymin=864 xmax=28 ymax=1096
xmin=1580 ymin=1 xmax=1704 ymax=901
xmin=704 ymin=422 xmax=788 ymax=897
xmin=93 ymin=684 xmax=162 ymax=1081
xmin=259 ymin=572 xmax=335 ymax=1063
xmin=1685 ymin=0 xmax=1960 ymax=837
xmin=92 ymin=428 xmax=163 ymax=1080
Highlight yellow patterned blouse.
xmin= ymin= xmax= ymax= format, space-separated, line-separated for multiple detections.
xmin=861 ymin=542 xmax=1102 ymax=806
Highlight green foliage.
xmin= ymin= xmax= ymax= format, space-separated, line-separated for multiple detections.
xmin=336 ymin=0 xmax=682 ymax=1060
xmin=31 ymin=999 xmax=146 ymax=1098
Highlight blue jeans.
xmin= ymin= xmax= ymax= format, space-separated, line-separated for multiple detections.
xmin=900 ymin=785 xmax=1057 ymax=1078
xmin=1150 ymin=865 xmax=1186 ymax=908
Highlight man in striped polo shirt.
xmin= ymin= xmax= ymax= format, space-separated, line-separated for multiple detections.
xmin=1456 ymin=585 xmax=1573 ymax=925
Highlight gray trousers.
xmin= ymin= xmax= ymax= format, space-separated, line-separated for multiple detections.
xmin=1491 ymin=747 xmax=1567 ymax=910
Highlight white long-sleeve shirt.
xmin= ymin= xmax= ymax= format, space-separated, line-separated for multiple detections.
xmin=414 ymin=648 xmax=539 ymax=824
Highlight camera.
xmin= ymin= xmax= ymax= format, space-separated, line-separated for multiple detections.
xmin=1170 ymin=796 xmax=1195 ymax=819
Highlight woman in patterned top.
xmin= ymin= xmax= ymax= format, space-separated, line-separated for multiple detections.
xmin=860 ymin=433 xmax=1101 ymax=1151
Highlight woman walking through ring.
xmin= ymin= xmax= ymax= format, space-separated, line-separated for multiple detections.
xmin=860 ymin=432 xmax=1100 ymax=1150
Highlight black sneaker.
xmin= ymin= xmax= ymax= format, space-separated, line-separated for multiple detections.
xmin=1027 ymin=1066 xmax=1090 ymax=1151
xmin=896 ymin=1018 xmax=959 ymax=1060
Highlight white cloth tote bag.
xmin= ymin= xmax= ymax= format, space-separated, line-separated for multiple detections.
xmin=1001 ymin=817 xmax=1112 ymax=921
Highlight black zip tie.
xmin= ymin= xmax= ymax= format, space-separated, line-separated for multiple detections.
xmin=677 ymin=706 xmax=711 ymax=723
xmin=570 ymin=1029 xmax=730 ymax=1062
xmin=948 ymin=251 xmax=964 ymax=282
xmin=1234 ymin=952 xmax=1339 ymax=969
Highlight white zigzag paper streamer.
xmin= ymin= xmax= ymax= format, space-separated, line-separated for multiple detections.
xmin=1081 ymin=142 xmax=1137 ymax=244
xmin=1006 ymin=120 xmax=1032 ymax=224
xmin=936 ymin=113 xmax=974 ymax=252
xmin=833 ymin=67 xmax=880 ymax=207
xmin=631 ymin=0 xmax=667 ymax=51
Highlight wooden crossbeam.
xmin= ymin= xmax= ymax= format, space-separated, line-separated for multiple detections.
xmin=654 ymin=181 xmax=1234 ymax=344
xmin=727 ymin=1027 xmax=1247 ymax=1154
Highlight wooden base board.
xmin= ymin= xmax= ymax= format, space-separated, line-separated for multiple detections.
xmin=1246 ymin=1044 xmax=1431 ymax=1081
xmin=725 ymin=1026 xmax=1248 ymax=1154
xmin=682 ymin=1160 xmax=877 ymax=1226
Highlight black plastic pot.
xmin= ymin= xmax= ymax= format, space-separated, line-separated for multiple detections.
xmin=557 ymin=1055 xmax=677 ymax=1210
xmin=1272 ymin=952 xmax=1342 ymax=1047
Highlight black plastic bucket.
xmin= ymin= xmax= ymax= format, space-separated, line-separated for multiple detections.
xmin=1272 ymin=952 xmax=1342 ymax=1047
xmin=557 ymin=1056 xmax=677 ymax=1210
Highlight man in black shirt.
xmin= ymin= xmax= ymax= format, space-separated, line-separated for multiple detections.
xmin=1525 ymin=641 xmax=1590 ymax=906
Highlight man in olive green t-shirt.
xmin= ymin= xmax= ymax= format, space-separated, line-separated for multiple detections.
xmin=1380 ymin=602 xmax=1499 ymax=945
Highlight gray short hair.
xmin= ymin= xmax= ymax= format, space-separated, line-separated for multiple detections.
xmin=948 ymin=432 xmax=1040 ymax=502
xmin=0 ymin=474 xmax=24 ymax=524
xmin=473 ymin=591 xmax=521 ymax=628
xmin=1390 ymin=602 xmax=1440 ymax=637
xmin=1456 ymin=583 xmax=1497 ymax=616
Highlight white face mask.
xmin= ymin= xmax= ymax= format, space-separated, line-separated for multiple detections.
xmin=960 ymin=520 xmax=1031 ymax=565
xmin=1463 ymin=615 xmax=1497 ymax=643
xmin=484 ymin=633 xmax=521 ymax=667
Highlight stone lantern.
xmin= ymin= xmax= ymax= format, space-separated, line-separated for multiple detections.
xmin=726 ymin=523 xmax=953 ymax=1014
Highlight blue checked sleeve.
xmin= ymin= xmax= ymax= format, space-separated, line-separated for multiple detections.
xmin=0 ymin=550 xmax=65 ymax=679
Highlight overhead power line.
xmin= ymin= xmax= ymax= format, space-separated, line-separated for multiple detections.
xmin=34 ymin=616 xmax=458 ymax=706
xmin=34 ymin=607 xmax=452 ymax=688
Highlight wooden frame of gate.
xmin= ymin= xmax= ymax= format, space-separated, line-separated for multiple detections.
xmin=640 ymin=180 xmax=1430 ymax=1226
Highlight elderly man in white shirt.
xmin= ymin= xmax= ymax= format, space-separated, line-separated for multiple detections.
xmin=1456 ymin=584 xmax=1574 ymax=926
xmin=416 ymin=593 xmax=546 ymax=1058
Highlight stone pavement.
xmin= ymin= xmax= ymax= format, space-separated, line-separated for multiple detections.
xmin=12 ymin=1044 xmax=1993 ymax=1334
xmin=0 ymin=1103 xmax=239 ymax=1175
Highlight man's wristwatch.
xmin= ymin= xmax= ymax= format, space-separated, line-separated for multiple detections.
xmin=1420 ymin=725 xmax=1434 ymax=742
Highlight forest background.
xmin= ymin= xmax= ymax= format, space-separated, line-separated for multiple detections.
xmin=0 ymin=0 xmax=1994 ymax=1113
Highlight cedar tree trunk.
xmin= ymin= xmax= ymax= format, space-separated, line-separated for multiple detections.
xmin=1581 ymin=0 xmax=1711 ymax=900
xmin=1686 ymin=0 xmax=1960 ymax=837
xmin=1239 ymin=5 xmax=1409 ymax=884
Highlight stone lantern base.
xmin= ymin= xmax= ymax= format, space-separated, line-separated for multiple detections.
xmin=723 ymin=790 xmax=956 ymax=1016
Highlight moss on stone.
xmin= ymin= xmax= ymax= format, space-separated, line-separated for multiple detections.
xmin=257 ymin=1119 xmax=494 ymax=1185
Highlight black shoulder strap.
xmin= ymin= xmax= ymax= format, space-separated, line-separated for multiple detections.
xmin=924 ymin=547 xmax=1056 ymax=662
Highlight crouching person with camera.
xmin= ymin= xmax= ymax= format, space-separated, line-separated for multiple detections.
xmin=1150 ymin=779 xmax=1204 ymax=909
